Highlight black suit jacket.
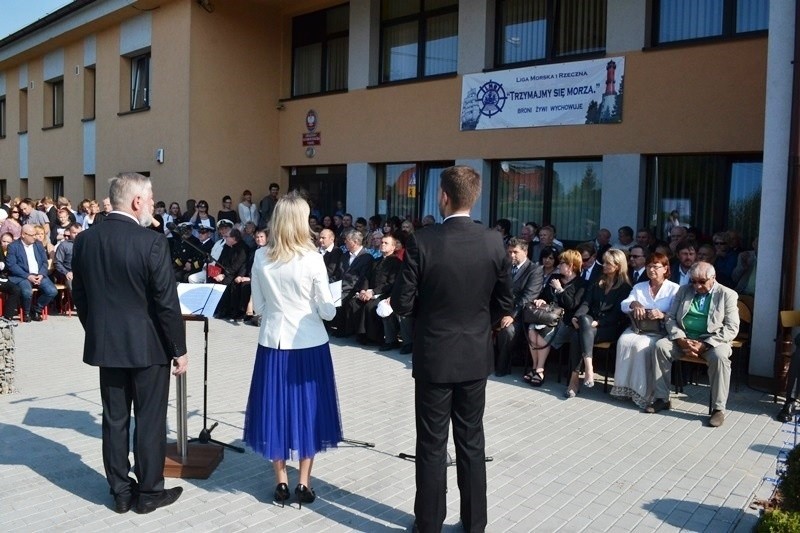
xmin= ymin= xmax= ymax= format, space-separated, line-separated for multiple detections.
xmin=510 ymin=260 xmax=543 ymax=319
xmin=73 ymin=213 xmax=186 ymax=367
xmin=337 ymin=248 xmax=373 ymax=299
xmin=581 ymin=262 xmax=602 ymax=285
xmin=322 ymin=247 xmax=343 ymax=281
xmin=392 ymin=217 xmax=514 ymax=383
xmin=361 ymin=254 xmax=403 ymax=297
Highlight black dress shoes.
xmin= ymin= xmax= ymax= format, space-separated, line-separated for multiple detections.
xmin=114 ymin=492 xmax=135 ymax=514
xmin=777 ymin=400 xmax=796 ymax=423
xmin=30 ymin=311 xmax=43 ymax=322
xmin=399 ymin=344 xmax=413 ymax=355
xmin=134 ymin=486 xmax=183 ymax=514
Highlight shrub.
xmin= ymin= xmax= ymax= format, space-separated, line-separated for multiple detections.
xmin=757 ymin=510 xmax=800 ymax=532
xmin=782 ymin=445 xmax=800 ymax=511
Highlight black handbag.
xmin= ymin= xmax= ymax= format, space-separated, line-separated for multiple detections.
xmin=628 ymin=312 xmax=665 ymax=334
xmin=523 ymin=303 xmax=564 ymax=327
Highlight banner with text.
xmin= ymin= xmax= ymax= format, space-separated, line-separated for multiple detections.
xmin=460 ymin=56 xmax=625 ymax=131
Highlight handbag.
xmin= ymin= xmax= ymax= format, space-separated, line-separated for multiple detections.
xmin=628 ymin=311 xmax=664 ymax=334
xmin=206 ymin=264 xmax=223 ymax=279
xmin=523 ymin=302 xmax=564 ymax=327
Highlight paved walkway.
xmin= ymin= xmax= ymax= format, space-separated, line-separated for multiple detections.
xmin=0 ymin=315 xmax=787 ymax=532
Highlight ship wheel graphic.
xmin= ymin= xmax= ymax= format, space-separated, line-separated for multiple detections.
xmin=477 ymin=80 xmax=507 ymax=117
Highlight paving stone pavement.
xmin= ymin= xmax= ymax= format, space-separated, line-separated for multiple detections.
xmin=0 ymin=315 xmax=788 ymax=532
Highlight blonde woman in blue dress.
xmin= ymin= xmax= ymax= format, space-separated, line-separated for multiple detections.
xmin=243 ymin=191 xmax=342 ymax=507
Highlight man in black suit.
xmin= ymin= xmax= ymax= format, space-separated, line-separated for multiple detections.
xmin=332 ymin=228 xmax=373 ymax=336
xmin=392 ymin=166 xmax=513 ymax=533
xmin=72 ymin=173 xmax=188 ymax=515
xmin=495 ymin=237 xmax=543 ymax=376
xmin=577 ymin=242 xmax=603 ymax=285
xmin=318 ymin=228 xmax=342 ymax=281
xmin=628 ymin=245 xmax=647 ymax=285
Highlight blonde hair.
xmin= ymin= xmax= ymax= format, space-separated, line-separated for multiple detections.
xmin=265 ymin=191 xmax=316 ymax=263
xmin=599 ymin=248 xmax=630 ymax=291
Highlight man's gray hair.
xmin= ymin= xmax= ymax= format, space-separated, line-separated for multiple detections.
xmin=343 ymin=228 xmax=364 ymax=244
xmin=689 ymin=261 xmax=716 ymax=280
xmin=109 ymin=173 xmax=151 ymax=210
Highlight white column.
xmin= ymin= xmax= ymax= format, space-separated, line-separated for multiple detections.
xmin=348 ymin=0 xmax=379 ymax=89
xmin=457 ymin=0 xmax=491 ymax=75
xmin=456 ymin=158 xmax=491 ymax=224
xmin=346 ymin=162 xmax=376 ymax=218
xmin=600 ymin=154 xmax=645 ymax=238
xmin=750 ymin=1 xmax=797 ymax=377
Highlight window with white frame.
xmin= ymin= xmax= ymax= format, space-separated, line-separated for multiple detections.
xmin=654 ymin=0 xmax=768 ymax=45
xmin=292 ymin=4 xmax=349 ymax=97
xmin=130 ymin=53 xmax=150 ymax=110
xmin=380 ymin=0 xmax=458 ymax=83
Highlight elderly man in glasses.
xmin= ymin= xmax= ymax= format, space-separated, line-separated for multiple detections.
xmin=646 ymin=262 xmax=739 ymax=427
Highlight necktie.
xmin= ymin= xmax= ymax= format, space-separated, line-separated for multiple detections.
xmin=632 ymin=271 xmax=640 ymax=283
xmin=583 ymin=268 xmax=589 ymax=280
xmin=511 ymin=265 xmax=518 ymax=277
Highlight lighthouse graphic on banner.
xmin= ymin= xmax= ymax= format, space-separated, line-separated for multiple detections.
xmin=598 ymin=60 xmax=619 ymax=122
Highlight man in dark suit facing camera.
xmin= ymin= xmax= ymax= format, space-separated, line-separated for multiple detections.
xmin=392 ymin=165 xmax=514 ymax=533
xmin=73 ymin=173 xmax=188 ymax=515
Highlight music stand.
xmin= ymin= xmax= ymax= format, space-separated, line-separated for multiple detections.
xmin=183 ymin=314 xmax=245 ymax=453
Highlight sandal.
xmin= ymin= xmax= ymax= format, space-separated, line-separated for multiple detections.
xmin=529 ymin=370 xmax=545 ymax=387
xmin=523 ymin=369 xmax=535 ymax=383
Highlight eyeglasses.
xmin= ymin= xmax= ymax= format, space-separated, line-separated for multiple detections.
xmin=22 ymin=232 xmax=36 ymax=237
xmin=646 ymin=264 xmax=665 ymax=269
xmin=11 ymin=211 xmax=19 ymax=215
xmin=198 ymin=204 xmax=208 ymax=208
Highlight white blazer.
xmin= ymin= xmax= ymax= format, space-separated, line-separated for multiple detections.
xmin=251 ymin=248 xmax=335 ymax=349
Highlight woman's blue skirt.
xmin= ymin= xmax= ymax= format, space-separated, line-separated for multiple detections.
xmin=243 ymin=343 xmax=343 ymax=461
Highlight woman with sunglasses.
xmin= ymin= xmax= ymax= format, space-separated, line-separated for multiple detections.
xmin=0 ymin=206 xmax=22 ymax=240
xmin=190 ymin=200 xmax=216 ymax=233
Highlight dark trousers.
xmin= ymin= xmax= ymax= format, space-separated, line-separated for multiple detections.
xmin=495 ymin=319 xmax=523 ymax=376
xmin=0 ymin=280 xmax=21 ymax=319
xmin=99 ymin=364 xmax=170 ymax=499
xmin=568 ymin=315 xmax=617 ymax=372
xmin=414 ymin=378 xmax=487 ymax=533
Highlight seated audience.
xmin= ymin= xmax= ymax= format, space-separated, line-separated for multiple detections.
xmin=495 ymin=238 xmax=543 ymax=376
xmin=577 ymin=242 xmax=602 ymax=284
xmin=217 ymin=195 xmax=240 ymax=226
xmin=648 ymin=262 xmax=739 ymax=427
xmin=331 ymin=228 xmax=374 ymax=337
xmin=595 ymin=228 xmax=612 ymax=257
xmin=615 ymin=225 xmax=635 ymax=251
xmin=173 ymin=223 xmax=205 ymax=282
xmin=318 ymin=228 xmax=342 ymax=281
xmin=628 ymin=245 xmax=647 ymax=284
xmin=6 ymin=224 xmax=58 ymax=321
xmin=524 ymin=249 xmax=585 ymax=386
xmin=696 ymin=243 xmax=715 ymax=263
xmin=670 ymin=240 xmax=697 ymax=286
xmin=539 ymin=245 xmax=560 ymax=287
xmin=350 ymin=233 xmax=403 ymax=348
xmin=212 ymin=228 xmax=249 ymax=320
xmin=54 ymin=223 xmax=83 ymax=291
xmin=0 ymin=232 xmax=22 ymax=321
xmin=566 ymin=249 xmax=631 ymax=398
xmin=610 ymin=252 xmax=680 ymax=408
xmin=0 ymin=205 xmax=22 ymax=240
xmin=712 ymin=231 xmax=739 ymax=288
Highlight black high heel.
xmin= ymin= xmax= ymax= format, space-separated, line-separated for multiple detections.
xmin=295 ymin=484 xmax=316 ymax=509
xmin=273 ymin=483 xmax=290 ymax=507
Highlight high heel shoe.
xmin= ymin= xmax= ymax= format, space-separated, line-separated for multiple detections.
xmin=273 ymin=483 xmax=290 ymax=507
xmin=295 ymin=484 xmax=316 ymax=509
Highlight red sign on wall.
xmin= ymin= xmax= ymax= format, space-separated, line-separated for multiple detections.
xmin=302 ymin=132 xmax=321 ymax=146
